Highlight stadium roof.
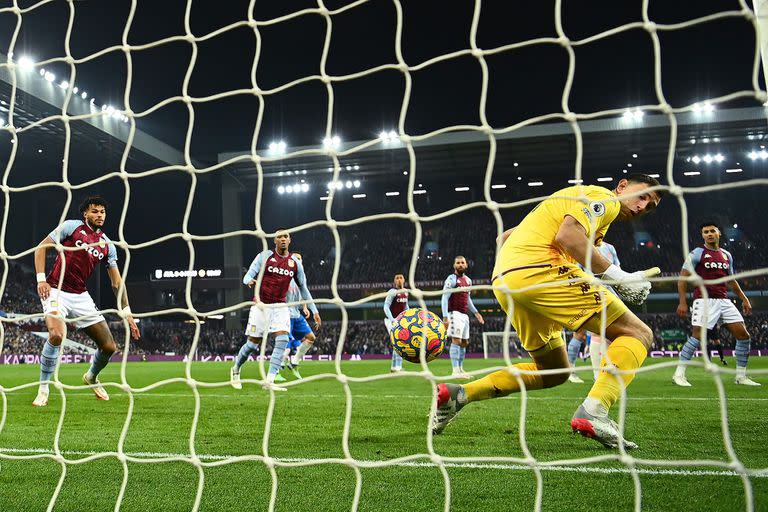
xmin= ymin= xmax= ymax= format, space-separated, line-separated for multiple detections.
xmin=218 ymin=106 xmax=768 ymax=188
xmin=0 ymin=51 xmax=194 ymax=187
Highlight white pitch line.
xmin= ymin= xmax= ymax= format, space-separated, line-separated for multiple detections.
xmin=4 ymin=391 xmax=767 ymax=401
xmin=0 ymin=447 xmax=765 ymax=479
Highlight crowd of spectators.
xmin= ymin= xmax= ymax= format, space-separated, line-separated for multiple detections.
xmin=5 ymin=313 xmax=766 ymax=357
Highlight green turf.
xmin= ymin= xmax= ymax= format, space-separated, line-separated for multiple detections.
xmin=0 ymin=357 xmax=766 ymax=511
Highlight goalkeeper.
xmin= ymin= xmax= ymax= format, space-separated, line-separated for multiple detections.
xmin=432 ymin=174 xmax=663 ymax=449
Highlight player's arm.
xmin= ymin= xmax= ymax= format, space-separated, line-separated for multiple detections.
xmin=105 ymin=243 xmax=140 ymax=340
xmin=725 ymin=254 xmax=751 ymax=315
xmin=441 ymin=275 xmax=455 ymax=324
xmin=677 ymin=249 xmax=701 ymax=318
xmin=294 ymin=259 xmax=321 ymax=329
xmin=728 ymin=280 xmax=751 ymax=315
xmin=243 ymin=251 xmax=267 ymax=288
xmin=497 ymin=226 xmax=516 ymax=246
xmin=676 ymin=268 xmax=692 ymax=318
xmin=555 ymin=216 xmax=612 ymax=272
xmin=466 ymin=278 xmax=484 ymax=324
xmin=383 ymin=289 xmax=395 ymax=322
xmin=35 ymin=220 xmax=80 ymax=300
xmin=557 ymin=215 xmax=652 ymax=304
xmin=34 ymin=236 xmax=56 ymax=300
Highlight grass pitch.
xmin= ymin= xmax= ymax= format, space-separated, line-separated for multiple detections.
xmin=1 ymin=357 xmax=766 ymax=511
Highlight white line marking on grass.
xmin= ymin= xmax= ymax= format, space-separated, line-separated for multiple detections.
xmin=1 ymin=447 xmax=765 ymax=478
xmin=8 ymin=392 xmax=766 ymax=402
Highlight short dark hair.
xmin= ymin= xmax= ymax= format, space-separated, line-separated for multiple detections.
xmin=454 ymin=255 xmax=466 ymax=262
xmin=625 ymin=173 xmax=664 ymax=197
xmin=79 ymin=195 xmax=107 ymax=214
xmin=699 ymin=221 xmax=721 ymax=232
xmin=394 ymin=273 xmax=404 ymax=278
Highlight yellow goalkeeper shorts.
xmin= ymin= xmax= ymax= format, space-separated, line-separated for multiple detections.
xmin=491 ymin=263 xmax=628 ymax=354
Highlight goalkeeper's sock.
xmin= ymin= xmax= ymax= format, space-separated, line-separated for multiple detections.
xmin=39 ymin=340 xmax=60 ymax=385
xmin=566 ymin=336 xmax=581 ymax=366
xmin=294 ymin=340 xmax=312 ymax=365
xmin=449 ymin=343 xmax=461 ymax=370
xmin=735 ymin=339 xmax=751 ymax=378
xmin=589 ymin=337 xmax=605 ymax=380
xmin=234 ymin=340 xmax=258 ymax=370
xmin=586 ymin=336 xmax=647 ymax=413
xmin=267 ymin=334 xmax=289 ymax=382
xmin=87 ymin=348 xmax=113 ymax=379
xmin=675 ymin=336 xmax=699 ymax=377
xmin=463 ymin=363 xmax=543 ymax=402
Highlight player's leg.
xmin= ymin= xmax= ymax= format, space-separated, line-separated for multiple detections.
xmin=231 ymin=304 xmax=264 ymax=389
xmin=66 ymin=291 xmax=113 ymax=400
xmin=674 ymin=299 xmax=713 ymax=386
xmin=709 ymin=330 xmax=726 ymax=365
xmin=589 ymin=333 xmax=607 ymax=380
xmin=571 ymin=306 xmax=652 ymax=448
xmin=292 ymin=330 xmax=315 ymax=367
xmin=384 ymin=319 xmax=402 ymax=371
xmin=567 ymin=330 xmax=585 ymax=383
xmin=80 ymin=320 xmax=117 ymax=401
xmin=724 ymin=319 xmax=760 ymax=386
xmin=432 ymin=285 xmax=570 ymax=434
xmin=457 ymin=319 xmax=470 ymax=376
xmin=263 ymin=307 xmax=291 ymax=390
xmin=287 ymin=316 xmax=313 ymax=378
xmin=34 ymin=296 xmax=67 ymax=406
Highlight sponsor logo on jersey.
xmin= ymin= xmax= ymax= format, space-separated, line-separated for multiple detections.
xmin=703 ymin=261 xmax=729 ymax=270
xmin=704 ymin=253 xmax=711 ymax=258
xmin=74 ymin=239 xmax=105 ymax=260
xmin=288 ymin=259 xmax=295 ymax=268
xmin=267 ymin=265 xmax=295 ymax=277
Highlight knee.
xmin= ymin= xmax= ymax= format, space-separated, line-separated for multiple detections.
xmin=637 ymin=323 xmax=654 ymax=348
xmin=101 ymin=338 xmax=117 ymax=355
xmin=49 ymin=332 xmax=63 ymax=346
xmin=541 ymin=367 xmax=569 ymax=388
xmin=305 ymin=333 xmax=315 ymax=343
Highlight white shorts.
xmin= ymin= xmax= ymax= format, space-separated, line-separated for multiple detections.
xmin=447 ymin=311 xmax=470 ymax=340
xmin=245 ymin=304 xmax=291 ymax=339
xmin=691 ymin=298 xmax=744 ymax=330
xmin=41 ymin=288 xmax=105 ymax=329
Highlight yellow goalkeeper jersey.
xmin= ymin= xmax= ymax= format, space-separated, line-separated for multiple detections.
xmin=496 ymin=185 xmax=621 ymax=270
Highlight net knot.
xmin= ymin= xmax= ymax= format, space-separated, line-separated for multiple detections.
xmin=643 ymin=21 xmax=657 ymax=33
xmin=667 ymin=184 xmax=683 ymax=197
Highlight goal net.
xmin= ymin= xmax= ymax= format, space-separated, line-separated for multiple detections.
xmin=1 ymin=1 xmax=766 ymax=511
xmin=481 ymin=331 xmax=523 ymax=360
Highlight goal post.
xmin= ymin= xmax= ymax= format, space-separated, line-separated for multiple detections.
xmin=481 ymin=330 xmax=522 ymax=360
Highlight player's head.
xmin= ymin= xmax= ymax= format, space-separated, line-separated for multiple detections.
xmin=393 ymin=273 xmax=405 ymax=288
xmin=614 ymin=173 xmax=663 ymax=221
xmin=453 ymin=255 xmax=467 ymax=275
xmin=273 ymin=229 xmax=291 ymax=252
xmin=79 ymin=195 xmax=107 ymax=229
xmin=699 ymin=221 xmax=721 ymax=246
xmin=292 ymin=251 xmax=302 ymax=263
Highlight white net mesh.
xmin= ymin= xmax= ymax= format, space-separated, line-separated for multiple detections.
xmin=0 ymin=1 xmax=767 ymax=511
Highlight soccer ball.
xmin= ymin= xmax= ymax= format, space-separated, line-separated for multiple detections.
xmin=390 ymin=308 xmax=446 ymax=363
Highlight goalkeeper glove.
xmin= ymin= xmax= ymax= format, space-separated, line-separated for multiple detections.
xmin=601 ymin=264 xmax=652 ymax=305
